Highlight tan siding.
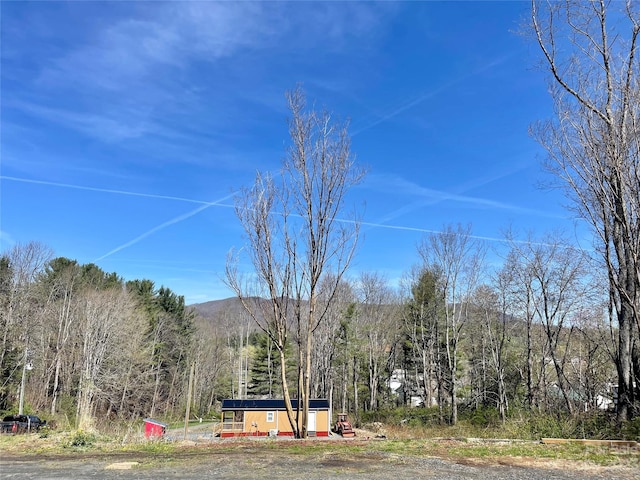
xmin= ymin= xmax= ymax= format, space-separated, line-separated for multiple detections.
xmin=221 ymin=406 xmax=330 ymax=436
xmin=314 ymin=410 xmax=329 ymax=433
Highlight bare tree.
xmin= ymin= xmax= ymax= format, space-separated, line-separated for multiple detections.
xmin=311 ymin=276 xmax=354 ymax=403
xmin=76 ymin=287 xmax=138 ymax=430
xmin=0 ymin=242 xmax=52 ymax=411
xmin=530 ymin=0 xmax=640 ymax=420
xmin=191 ymin=315 xmax=233 ymax=414
xmin=418 ymin=224 xmax=485 ymax=424
xmin=356 ymin=272 xmax=400 ymax=411
xmin=505 ymin=231 xmax=593 ymax=414
xmin=500 ymin=247 xmax=541 ymax=410
xmin=470 ymin=283 xmax=512 ymax=423
xmin=226 ymin=86 xmax=365 ymax=437
xmin=572 ymin=304 xmax=617 ymax=411
xmin=39 ymin=259 xmax=82 ymax=416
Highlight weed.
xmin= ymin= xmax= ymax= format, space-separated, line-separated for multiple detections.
xmin=67 ymin=430 xmax=97 ymax=448
xmin=621 ymin=417 xmax=640 ymax=441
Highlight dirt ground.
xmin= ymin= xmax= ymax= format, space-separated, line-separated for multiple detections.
xmin=1 ymin=424 xmax=638 ymax=480
xmin=1 ymin=443 xmax=638 ymax=480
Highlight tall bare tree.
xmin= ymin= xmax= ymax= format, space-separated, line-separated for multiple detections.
xmin=76 ymin=287 xmax=140 ymax=430
xmin=311 ymin=276 xmax=354 ymax=403
xmin=505 ymin=232 xmax=593 ymax=413
xmin=0 ymin=242 xmax=52 ymax=412
xmin=470 ymin=283 xmax=512 ymax=422
xmin=356 ymin=272 xmax=400 ymax=411
xmin=418 ymin=224 xmax=485 ymax=424
xmin=226 ymin=86 xmax=365 ymax=437
xmin=39 ymin=258 xmax=82 ymax=416
xmin=531 ymin=0 xmax=640 ymax=420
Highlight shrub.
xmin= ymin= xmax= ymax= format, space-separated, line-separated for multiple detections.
xmin=68 ymin=430 xmax=96 ymax=448
xmin=621 ymin=417 xmax=640 ymax=441
xmin=361 ymin=406 xmax=446 ymax=427
xmin=572 ymin=412 xmax=618 ymax=439
xmin=58 ymin=395 xmax=77 ymax=428
xmin=460 ymin=406 xmax=501 ymax=428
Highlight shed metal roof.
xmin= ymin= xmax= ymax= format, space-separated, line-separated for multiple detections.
xmin=143 ymin=418 xmax=168 ymax=427
xmin=221 ymin=399 xmax=329 ymax=410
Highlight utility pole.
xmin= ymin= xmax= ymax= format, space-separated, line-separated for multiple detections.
xmin=183 ymin=362 xmax=195 ymax=440
xmin=18 ymin=348 xmax=32 ymax=415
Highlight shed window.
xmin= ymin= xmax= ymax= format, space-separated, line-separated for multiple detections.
xmin=266 ymin=411 xmax=274 ymax=422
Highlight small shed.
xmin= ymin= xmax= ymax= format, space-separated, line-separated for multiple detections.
xmin=143 ymin=418 xmax=167 ymax=438
xmin=220 ymin=399 xmax=330 ymax=438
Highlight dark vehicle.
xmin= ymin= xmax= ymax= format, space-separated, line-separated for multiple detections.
xmin=0 ymin=414 xmax=46 ymax=434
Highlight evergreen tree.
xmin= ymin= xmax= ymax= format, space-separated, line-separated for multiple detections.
xmin=247 ymin=332 xmax=295 ymax=398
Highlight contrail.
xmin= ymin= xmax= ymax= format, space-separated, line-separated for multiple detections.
xmin=94 ymin=193 xmax=235 ymax=261
xmin=351 ymin=87 xmax=449 ymax=136
xmin=352 ymin=54 xmax=513 ymax=137
xmin=0 ymin=175 xmax=214 ymax=205
xmin=4 ymin=173 xmax=572 ymax=252
xmin=365 ymin=170 xmax=565 ymax=227
xmin=360 ymin=220 xmax=507 ymax=241
xmin=356 ymin=219 xmax=575 ymax=248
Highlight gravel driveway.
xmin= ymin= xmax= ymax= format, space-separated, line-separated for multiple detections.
xmin=1 ymin=449 xmax=636 ymax=480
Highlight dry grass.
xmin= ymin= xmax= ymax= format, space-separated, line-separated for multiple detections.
xmin=1 ymin=424 xmax=638 ymax=474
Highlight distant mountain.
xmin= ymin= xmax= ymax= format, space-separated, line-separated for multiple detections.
xmin=189 ymin=297 xmax=269 ymax=331
xmin=189 ymin=297 xmax=245 ymax=319
xmin=189 ymin=296 xmax=309 ymax=332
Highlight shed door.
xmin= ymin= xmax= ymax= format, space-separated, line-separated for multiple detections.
xmin=308 ymin=411 xmax=317 ymax=433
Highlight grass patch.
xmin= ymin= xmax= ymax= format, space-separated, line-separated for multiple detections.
xmin=442 ymin=442 xmax=624 ymax=465
xmin=1 ymin=425 xmax=637 ymax=472
xmin=362 ymin=407 xmax=640 ymax=442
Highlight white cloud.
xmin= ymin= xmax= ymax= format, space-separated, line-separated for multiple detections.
xmin=0 ymin=230 xmax=16 ymax=251
xmin=9 ymin=2 xmax=385 ymax=149
xmin=39 ymin=3 xmax=272 ymax=92
xmin=14 ymin=101 xmax=154 ymax=141
xmin=38 ymin=2 xmax=388 ymax=95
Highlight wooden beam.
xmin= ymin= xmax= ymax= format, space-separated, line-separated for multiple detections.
xmin=542 ymin=438 xmax=639 ymax=450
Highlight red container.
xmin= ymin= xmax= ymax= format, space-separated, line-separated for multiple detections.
xmin=143 ymin=418 xmax=167 ymax=438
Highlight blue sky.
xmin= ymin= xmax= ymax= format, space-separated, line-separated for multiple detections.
xmin=1 ymin=1 xmax=586 ymax=304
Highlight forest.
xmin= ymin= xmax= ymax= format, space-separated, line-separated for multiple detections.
xmin=0 ymin=230 xmax=638 ymax=438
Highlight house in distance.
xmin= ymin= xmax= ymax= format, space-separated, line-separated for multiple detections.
xmin=220 ymin=398 xmax=331 ymax=438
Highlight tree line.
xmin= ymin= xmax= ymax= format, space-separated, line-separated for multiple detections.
xmin=229 ymin=225 xmax=636 ymax=428
xmin=1 ymin=229 xmax=636 ymax=434
xmin=0 ymin=243 xmax=203 ymax=429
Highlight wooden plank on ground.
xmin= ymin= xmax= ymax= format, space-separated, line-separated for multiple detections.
xmin=542 ymin=438 xmax=639 ymax=449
